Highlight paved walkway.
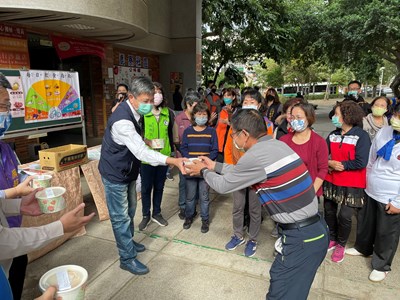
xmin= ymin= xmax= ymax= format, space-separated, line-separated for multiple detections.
xmin=21 ymin=99 xmax=400 ymax=299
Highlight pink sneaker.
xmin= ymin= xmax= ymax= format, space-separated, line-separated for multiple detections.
xmin=331 ymin=244 xmax=345 ymax=263
xmin=328 ymin=240 xmax=337 ymax=251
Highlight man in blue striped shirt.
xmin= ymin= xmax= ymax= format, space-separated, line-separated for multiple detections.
xmin=186 ymin=109 xmax=329 ymax=300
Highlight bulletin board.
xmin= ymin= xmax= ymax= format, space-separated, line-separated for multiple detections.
xmin=1 ymin=69 xmax=84 ymax=139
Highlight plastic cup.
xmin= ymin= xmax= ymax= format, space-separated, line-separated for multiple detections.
xmin=151 ymin=138 xmax=165 ymax=149
xmin=35 ymin=187 xmax=66 ymax=214
xmin=39 ymin=265 xmax=88 ymax=300
xmin=31 ymin=174 xmax=52 ymax=189
xmin=184 ymin=158 xmax=200 ymax=172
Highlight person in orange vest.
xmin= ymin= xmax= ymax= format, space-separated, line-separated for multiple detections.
xmin=206 ymin=84 xmax=222 ymax=126
xmin=224 ymin=88 xmax=273 ymax=257
xmin=215 ymin=88 xmax=239 ymax=163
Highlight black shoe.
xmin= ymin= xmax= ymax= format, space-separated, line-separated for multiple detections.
xmin=152 ymin=214 xmax=168 ymax=226
xmin=178 ymin=208 xmax=185 ymax=220
xmin=132 ymin=240 xmax=145 ymax=253
xmin=139 ymin=215 xmax=151 ymax=231
xmin=201 ymin=220 xmax=209 ymax=233
xmin=120 ymin=258 xmax=149 ymax=275
xmin=183 ymin=218 xmax=192 ymax=229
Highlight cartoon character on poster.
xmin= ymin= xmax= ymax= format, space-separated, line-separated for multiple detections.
xmin=5 ymin=76 xmax=25 ymax=118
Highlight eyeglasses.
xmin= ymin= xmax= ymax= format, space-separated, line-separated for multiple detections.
xmin=0 ymin=103 xmax=11 ymax=112
xmin=230 ymin=130 xmax=242 ymax=139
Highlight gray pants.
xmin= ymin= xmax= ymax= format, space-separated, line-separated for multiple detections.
xmin=232 ymin=188 xmax=261 ymax=241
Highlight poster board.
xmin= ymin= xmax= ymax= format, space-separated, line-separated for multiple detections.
xmin=1 ymin=69 xmax=84 ymax=139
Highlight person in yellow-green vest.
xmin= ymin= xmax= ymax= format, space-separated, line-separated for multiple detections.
xmin=138 ymin=82 xmax=175 ymax=230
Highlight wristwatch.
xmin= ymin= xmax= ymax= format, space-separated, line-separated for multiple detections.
xmin=200 ymin=167 xmax=208 ymax=178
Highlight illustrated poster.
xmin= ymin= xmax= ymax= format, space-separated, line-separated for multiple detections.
xmin=113 ymin=66 xmax=151 ymax=89
xmin=20 ymin=70 xmax=81 ymax=123
xmin=4 ymin=75 xmax=25 ymax=118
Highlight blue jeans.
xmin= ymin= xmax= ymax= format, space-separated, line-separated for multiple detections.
xmin=185 ymin=178 xmax=209 ymax=221
xmin=102 ymin=177 xmax=138 ymax=263
xmin=140 ymin=164 xmax=168 ymax=216
xmin=178 ymin=171 xmax=186 ymax=209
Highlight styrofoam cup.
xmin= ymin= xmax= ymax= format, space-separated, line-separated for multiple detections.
xmin=35 ymin=187 xmax=66 ymax=214
xmin=31 ymin=174 xmax=52 ymax=189
xmin=184 ymin=158 xmax=200 ymax=171
xmin=39 ymin=265 xmax=88 ymax=300
xmin=151 ymin=138 xmax=165 ymax=149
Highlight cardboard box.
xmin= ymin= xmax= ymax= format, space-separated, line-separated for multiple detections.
xmin=39 ymin=144 xmax=88 ymax=172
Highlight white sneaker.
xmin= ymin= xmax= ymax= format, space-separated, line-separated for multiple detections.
xmin=369 ymin=270 xmax=388 ymax=282
xmin=345 ymin=247 xmax=363 ymax=256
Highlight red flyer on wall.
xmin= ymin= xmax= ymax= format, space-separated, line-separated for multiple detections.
xmin=51 ymin=35 xmax=105 ymax=60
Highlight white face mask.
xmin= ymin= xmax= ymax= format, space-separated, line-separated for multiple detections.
xmin=233 ymin=131 xmax=246 ymax=152
xmin=242 ymin=105 xmax=258 ymax=110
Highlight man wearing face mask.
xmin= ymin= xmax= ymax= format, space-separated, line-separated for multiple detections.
xmin=98 ymin=77 xmax=186 ymax=276
xmin=329 ymin=80 xmax=371 ymax=119
xmin=111 ymin=83 xmax=129 ymax=113
xmin=185 ymin=109 xmax=329 ymax=300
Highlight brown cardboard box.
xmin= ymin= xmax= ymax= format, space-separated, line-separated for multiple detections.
xmin=39 ymin=144 xmax=88 ymax=172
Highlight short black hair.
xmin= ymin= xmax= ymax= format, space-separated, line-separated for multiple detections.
xmin=231 ymin=109 xmax=267 ymax=138
xmin=191 ymin=102 xmax=210 ymax=124
xmin=348 ymin=80 xmax=362 ymax=88
xmin=117 ymin=83 xmax=128 ymax=91
xmin=242 ymin=88 xmax=263 ymax=103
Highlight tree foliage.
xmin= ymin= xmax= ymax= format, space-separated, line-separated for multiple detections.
xmin=202 ymin=0 xmax=294 ymax=84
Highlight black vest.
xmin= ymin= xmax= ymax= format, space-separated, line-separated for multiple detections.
xmin=98 ymin=101 xmax=142 ymax=183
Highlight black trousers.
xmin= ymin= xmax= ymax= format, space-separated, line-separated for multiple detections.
xmin=354 ymin=195 xmax=400 ymax=272
xmin=323 ymin=198 xmax=361 ymax=246
xmin=8 ymin=254 xmax=28 ymax=300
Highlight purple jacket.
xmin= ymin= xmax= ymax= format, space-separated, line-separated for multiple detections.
xmin=0 ymin=141 xmax=22 ymax=227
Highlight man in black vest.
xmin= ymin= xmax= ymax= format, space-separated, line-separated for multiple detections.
xmin=99 ymin=77 xmax=185 ymax=275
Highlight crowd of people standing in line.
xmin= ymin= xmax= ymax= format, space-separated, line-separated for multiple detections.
xmin=1 ymin=73 xmax=399 ymax=299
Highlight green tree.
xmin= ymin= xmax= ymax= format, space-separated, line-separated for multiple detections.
xmin=202 ymin=0 xmax=294 ymax=84
xmin=254 ymin=59 xmax=284 ymax=88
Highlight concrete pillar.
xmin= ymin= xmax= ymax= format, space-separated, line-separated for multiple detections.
xmin=159 ymin=0 xmax=202 ymax=107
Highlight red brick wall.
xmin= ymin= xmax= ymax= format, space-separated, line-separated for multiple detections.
xmin=3 ymin=136 xmax=39 ymax=163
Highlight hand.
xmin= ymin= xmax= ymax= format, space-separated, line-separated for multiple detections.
xmin=198 ymin=156 xmax=216 ymax=170
xmin=60 ymin=203 xmax=96 ymax=233
xmin=15 ymin=176 xmax=35 ymax=196
xmin=20 ymin=191 xmax=42 ymax=216
xmin=209 ymin=112 xmax=218 ymax=123
xmin=166 ymin=157 xmax=187 ymax=175
xmin=35 ymin=286 xmax=61 ymax=300
xmin=385 ymin=203 xmax=400 ymax=215
xmin=185 ymin=159 xmax=207 ymax=176
xmin=144 ymin=138 xmax=152 ymax=147
xmin=328 ymin=160 xmax=344 ymax=171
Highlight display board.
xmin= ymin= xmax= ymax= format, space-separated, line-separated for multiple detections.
xmin=1 ymin=69 xmax=84 ymax=138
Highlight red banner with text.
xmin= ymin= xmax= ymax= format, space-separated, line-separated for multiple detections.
xmin=51 ymin=36 xmax=105 ymax=60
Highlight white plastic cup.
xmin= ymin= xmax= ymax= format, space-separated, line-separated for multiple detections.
xmin=151 ymin=138 xmax=165 ymax=149
xmin=35 ymin=187 xmax=66 ymax=214
xmin=184 ymin=158 xmax=200 ymax=172
xmin=31 ymin=174 xmax=52 ymax=189
xmin=39 ymin=265 xmax=88 ymax=300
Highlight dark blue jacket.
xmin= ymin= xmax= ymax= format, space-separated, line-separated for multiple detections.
xmin=98 ymin=101 xmax=142 ymax=184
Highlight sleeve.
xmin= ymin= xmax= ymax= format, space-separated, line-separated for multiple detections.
xmin=0 ymin=190 xmax=5 ymax=200
xmin=315 ymin=135 xmax=329 ymax=180
xmin=342 ymin=131 xmax=371 ymax=170
xmin=223 ymin=128 xmax=234 ymax=164
xmin=0 ymin=198 xmax=21 ymax=216
xmin=112 ymin=120 xmax=168 ymax=166
xmin=203 ymin=151 xmax=267 ymax=194
xmin=180 ymin=128 xmax=189 ymax=158
xmin=367 ymin=130 xmax=380 ymax=172
xmin=209 ymin=128 xmax=219 ymax=160
xmin=168 ymin=109 xmax=175 ymax=151
xmin=0 ymin=220 xmax=64 ymax=260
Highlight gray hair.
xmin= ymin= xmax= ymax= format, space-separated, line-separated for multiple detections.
xmin=182 ymin=90 xmax=202 ymax=109
xmin=130 ymin=77 xmax=154 ymax=97
xmin=231 ymin=109 xmax=267 ymax=138
xmin=0 ymin=73 xmax=11 ymax=89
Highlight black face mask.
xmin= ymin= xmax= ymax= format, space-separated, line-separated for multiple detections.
xmin=118 ymin=93 xmax=127 ymax=100
xmin=211 ymin=88 xmax=217 ymax=93
xmin=266 ymin=95 xmax=275 ymax=102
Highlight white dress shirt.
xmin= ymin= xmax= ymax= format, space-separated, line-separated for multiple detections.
xmin=111 ymin=101 xmax=168 ymax=166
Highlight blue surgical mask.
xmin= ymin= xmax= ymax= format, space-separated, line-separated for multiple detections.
xmin=137 ymin=103 xmax=153 ymax=115
xmin=331 ymin=116 xmax=342 ymax=128
xmin=348 ymin=90 xmax=358 ymax=98
xmin=242 ymin=105 xmax=258 ymax=110
xmin=290 ymin=119 xmax=307 ymax=132
xmin=223 ymin=97 xmax=233 ymax=105
xmin=0 ymin=112 xmax=12 ymax=138
xmin=195 ymin=116 xmax=208 ymax=126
